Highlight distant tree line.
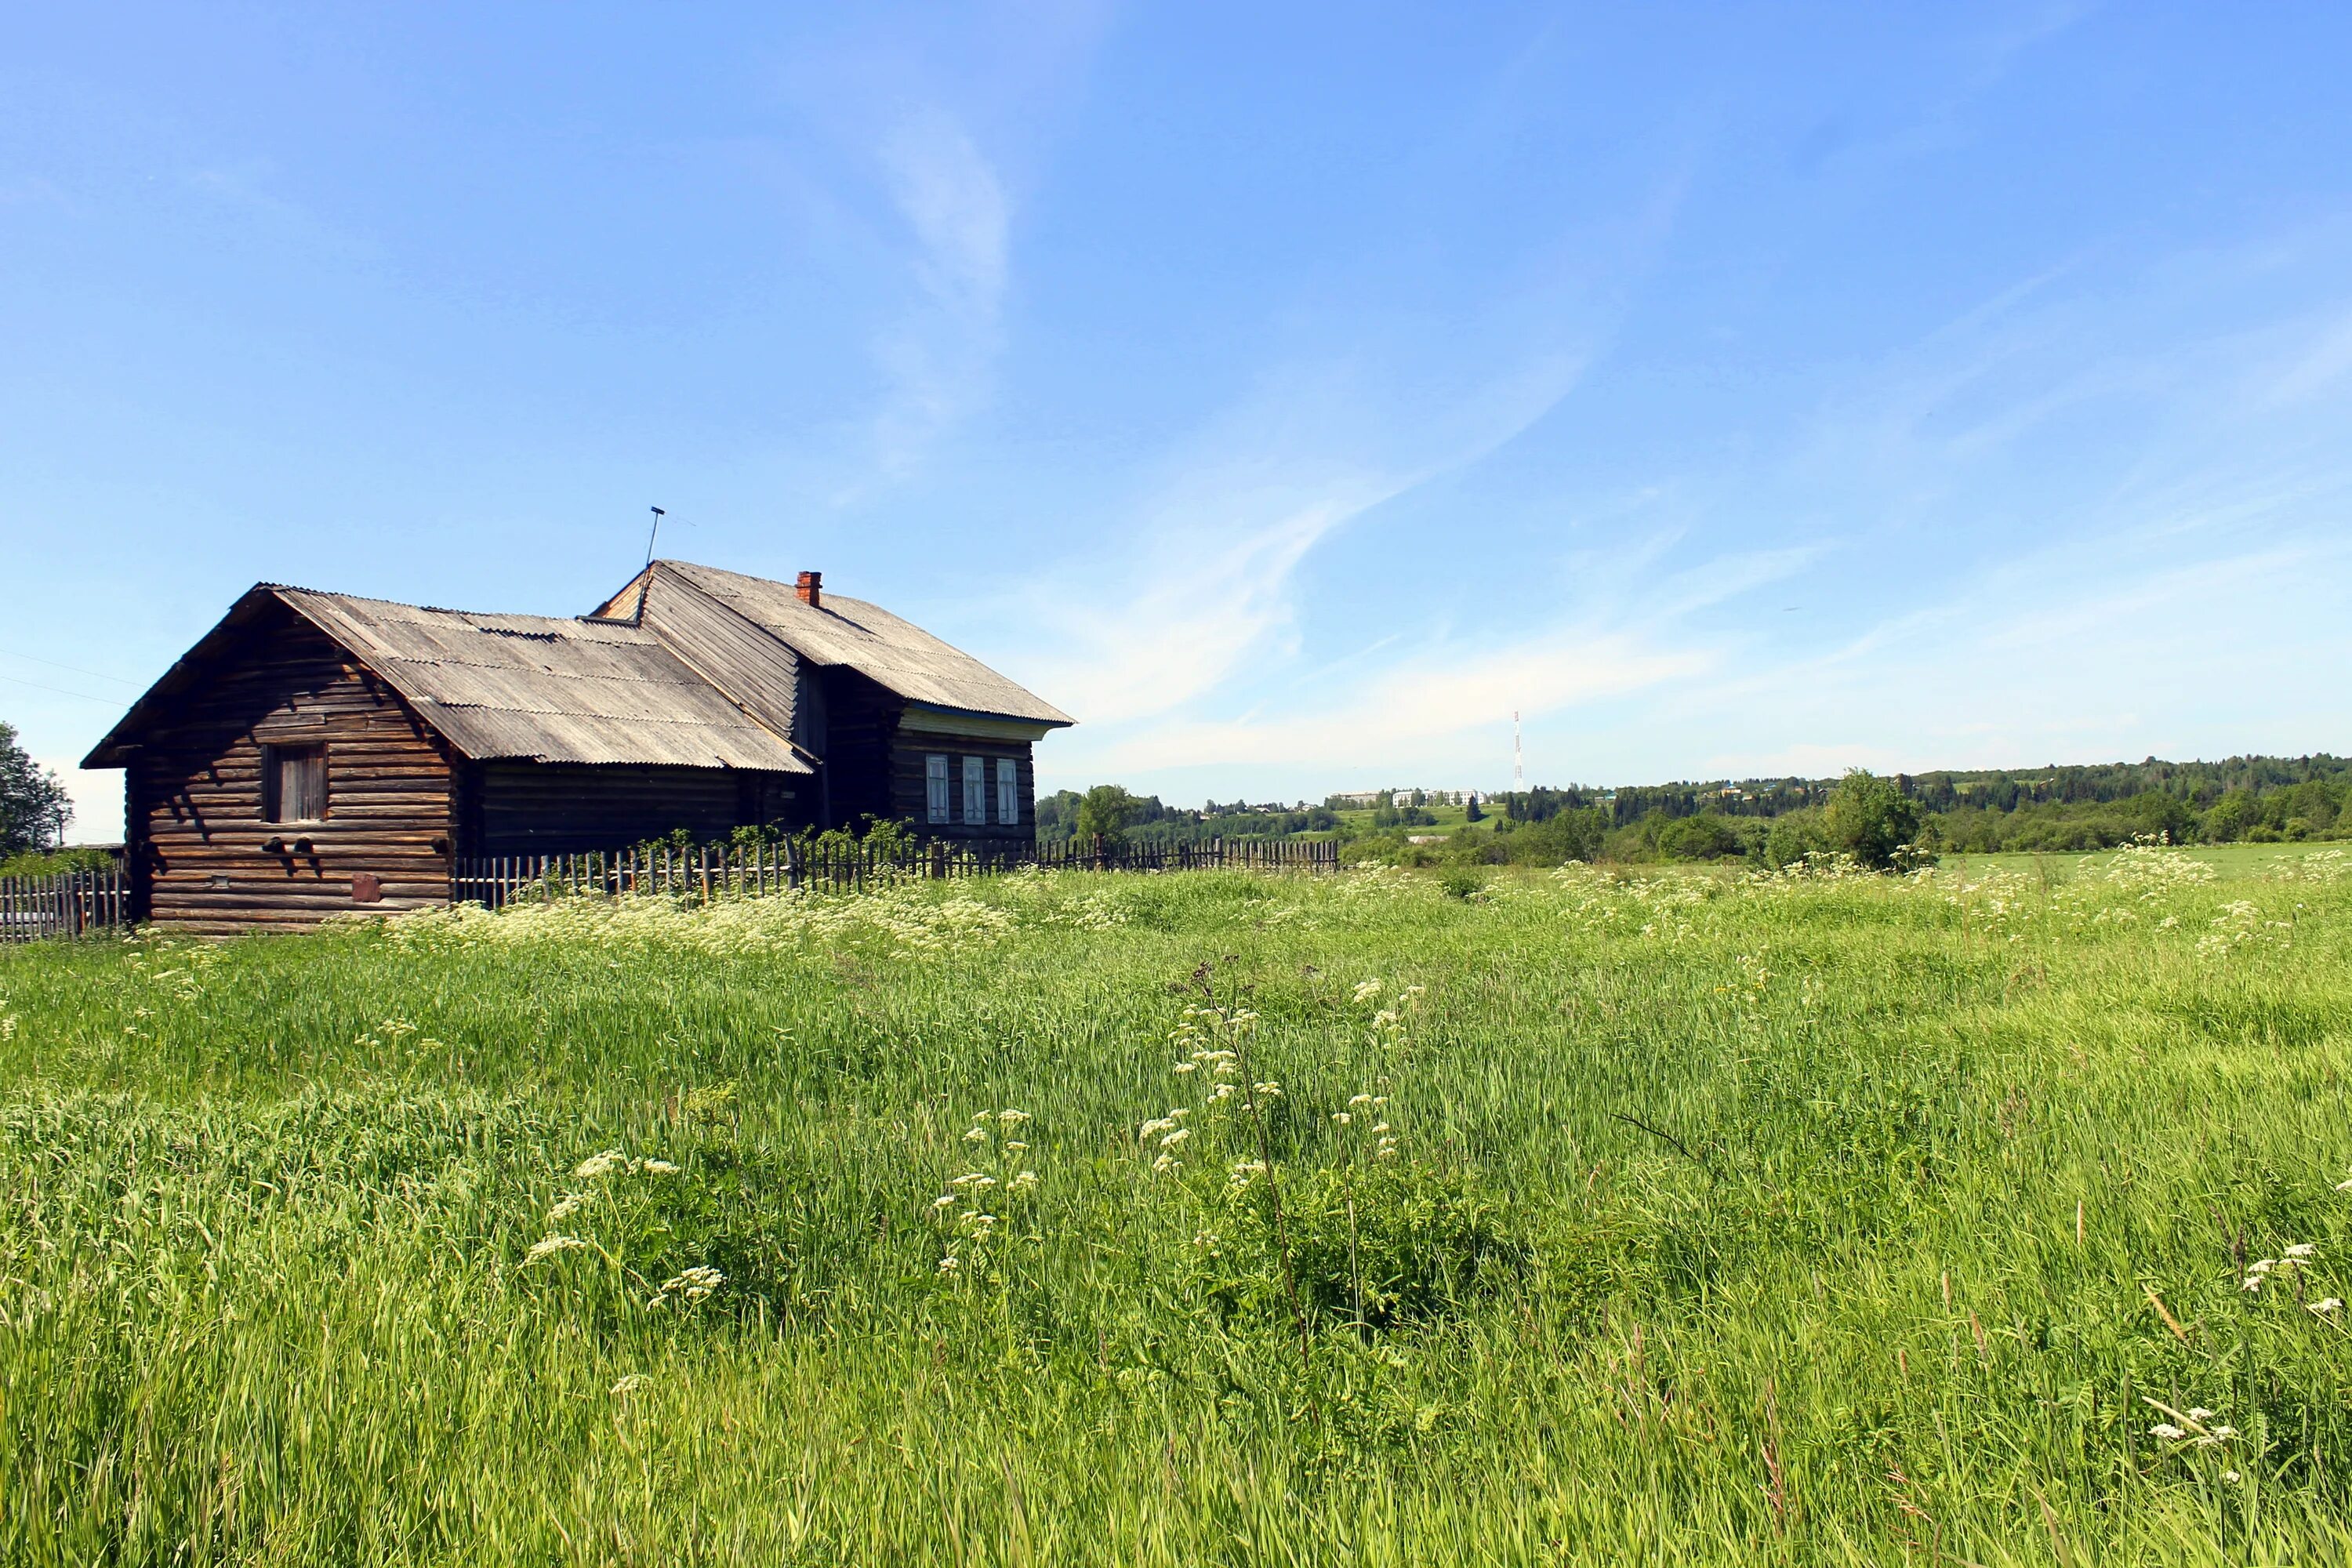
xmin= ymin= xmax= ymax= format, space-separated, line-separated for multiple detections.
xmin=1035 ymin=788 xmax=1341 ymax=848
xmin=1033 ymin=753 xmax=2352 ymax=871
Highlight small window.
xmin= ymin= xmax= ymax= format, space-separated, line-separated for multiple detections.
xmin=962 ymin=756 xmax=986 ymax=826
xmin=995 ymin=757 xmax=1018 ymax=826
xmin=264 ymin=744 xmax=327 ymax=823
xmin=925 ymin=754 xmax=950 ymax=823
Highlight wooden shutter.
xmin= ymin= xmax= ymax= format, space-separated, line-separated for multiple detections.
xmin=962 ymin=757 xmax=985 ymax=826
xmin=265 ymin=744 xmax=328 ymax=822
xmin=925 ymin=754 xmax=949 ymax=823
xmin=995 ymin=757 xmax=1018 ymax=826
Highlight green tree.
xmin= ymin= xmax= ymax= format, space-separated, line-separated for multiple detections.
xmin=1073 ymin=785 xmax=1142 ymax=848
xmin=0 ymin=721 xmax=71 ymax=858
xmin=1824 ymin=769 xmax=1923 ymax=870
xmin=1764 ymin=810 xmax=1828 ymax=869
xmin=1464 ymin=794 xmax=1484 ymax=822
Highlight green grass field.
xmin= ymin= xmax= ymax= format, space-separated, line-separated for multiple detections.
xmin=3 ymin=845 xmax=2350 ymax=1564
xmin=1329 ymin=802 xmax=1486 ymax=833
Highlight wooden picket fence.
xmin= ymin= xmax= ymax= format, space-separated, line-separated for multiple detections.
xmin=453 ymin=835 xmax=1340 ymax=912
xmin=0 ymin=866 xmax=132 ymax=943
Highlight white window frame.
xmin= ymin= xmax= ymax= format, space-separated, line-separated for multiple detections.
xmin=925 ymin=754 xmax=950 ymax=824
xmin=995 ymin=757 xmax=1018 ymax=826
xmin=962 ymin=755 xmax=986 ymax=826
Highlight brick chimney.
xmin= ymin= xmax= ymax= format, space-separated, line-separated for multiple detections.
xmin=795 ymin=570 xmax=822 ymax=608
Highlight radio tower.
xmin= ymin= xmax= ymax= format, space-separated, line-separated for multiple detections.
xmin=1512 ymin=710 xmax=1523 ymax=789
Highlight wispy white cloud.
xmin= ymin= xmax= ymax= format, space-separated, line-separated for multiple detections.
xmin=866 ymin=110 xmax=1011 ymax=474
xmin=1018 ymin=344 xmax=1588 ymax=732
xmin=1094 ymin=622 xmax=1706 ymax=775
xmin=880 ymin=110 xmax=1007 ymax=316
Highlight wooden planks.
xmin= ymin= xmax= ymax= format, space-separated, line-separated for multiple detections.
xmin=125 ymin=606 xmax=459 ymax=932
xmin=468 ymin=761 xmax=801 ymax=855
xmin=887 ymin=730 xmax=1035 ymax=840
xmin=449 ymin=834 xmax=1338 ymax=912
xmin=0 ymin=866 xmax=130 ymax=942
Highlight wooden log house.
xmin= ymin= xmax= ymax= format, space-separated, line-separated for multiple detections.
xmin=82 ymin=561 xmax=1073 ymax=933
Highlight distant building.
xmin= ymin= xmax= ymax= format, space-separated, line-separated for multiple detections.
xmin=1329 ymin=787 xmax=1483 ymax=808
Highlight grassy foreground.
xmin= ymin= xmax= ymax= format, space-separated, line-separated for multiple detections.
xmin=2 ymin=848 xmax=2350 ymax=1564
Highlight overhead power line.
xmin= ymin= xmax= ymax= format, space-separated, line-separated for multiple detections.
xmin=0 ymin=647 xmax=141 ymax=687
xmin=0 ymin=670 xmax=118 ymax=705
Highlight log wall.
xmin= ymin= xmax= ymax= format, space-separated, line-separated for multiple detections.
xmin=816 ymin=669 xmax=899 ymax=829
xmin=890 ymin=731 xmax=1036 ymax=840
xmin=467 ymin=761 xmax=805 ymax=854
xmin=126 ymin=609 xmax=457 ymax=934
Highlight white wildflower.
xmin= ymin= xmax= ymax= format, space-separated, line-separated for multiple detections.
xmin=524 ymin=1234 xmax=589 ymax=1264
xmin=573 ymin=1150 xmax=626 ymax=1180
xmin=547 ymin=1192 xmax=587 ymax=1223
xmin=609 ymin=1374 xmax=646 ymax=1396
xmin=1352 ymin=980 xmax=1383 ymax=1004
xmin=1333 ymin=1112 xmax=1352 ymax=1124
xmin=1009 ymin=1171 xmax=1039 ymax=1192
xmin=2223 ymin=1470 xmax=2242 ymax=1484
xmin=2311 ymin=1298 xmax=2343 ymax=1315
xmin=932 ymin=1193 xmax=958 ymax=1209
xmin=655 ymin=1265 xmax=723 ymax=1304
xmin=1348 ymin=1094 xmax=1374 ymax=1108
xmin=997 ymin=1109 xmax=1030 ymax=1125
xmin=2187 ymin=1408 xmax=2216 ymax=1422
xmin=639 ymin=1158 xmax=680 ymax=1175
xmin=964 ymin=1127 xmax=989 ymax=1144
xmin=938 ymin=1254 xmax=960 ymax=1274
xmin=2284 ymin=1243 xmax=2317 ymax=1259
xmin=2149 ymin=1423 xmax=2186 ymax=1441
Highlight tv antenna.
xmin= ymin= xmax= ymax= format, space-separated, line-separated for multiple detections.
xmin=644 ymin=506 xmax=666 ymax=568
xmin=1513 ymin=710 xmax=1523 ymax=789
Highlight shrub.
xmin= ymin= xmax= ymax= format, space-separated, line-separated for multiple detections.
xmin=1824 ymin=770 xmax=1925 ymax=870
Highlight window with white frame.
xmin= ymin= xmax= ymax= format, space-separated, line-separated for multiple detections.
xmin=995 ymin=757 xmax=1018 ymax=826
xmin=925 ymin=754 xmax=950 ymax=823
xmin=962 ymin=755 xmax=986 ymax=826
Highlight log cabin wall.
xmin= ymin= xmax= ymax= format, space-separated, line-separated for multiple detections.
xmin=888 ymin=730 xmax=1036 ymax=840
xmin=466 ymin=761 xmax=806 ymax=855
xmin=126 ymin=608 xmax=457 ymax=934
xmin=815 ymin=668 xmax=901 ymax=829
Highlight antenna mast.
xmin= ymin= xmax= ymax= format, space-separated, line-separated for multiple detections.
xmin=626 ymin=506 xmax=666 ymax=625
xmin=1513 ymin=710 xmax=1523 ymax=790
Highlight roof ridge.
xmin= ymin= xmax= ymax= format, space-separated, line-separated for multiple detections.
xmin=274 ymin=583 xmax=617 ymax=630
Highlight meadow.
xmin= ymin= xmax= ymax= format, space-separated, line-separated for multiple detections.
xmin=2 ymin=845 xmax=2349 ymax=1564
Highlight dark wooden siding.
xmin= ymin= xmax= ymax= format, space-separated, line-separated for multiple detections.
xmin=466 ymin=762 xmax=806 ymax=854
xmin=127 ymin=608 xmax=457 ymax=934
xmin=890 ymin=731 xmax=1036 ymax=840
xmin=816 ymin=669 xmax=900 ymax=829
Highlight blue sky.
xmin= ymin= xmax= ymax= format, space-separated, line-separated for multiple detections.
xmin=7 ymin=4 xmax=2352 ymax=839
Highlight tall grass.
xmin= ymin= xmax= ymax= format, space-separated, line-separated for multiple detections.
xmin=1 ymin=849 xmax=2348 ymax=1563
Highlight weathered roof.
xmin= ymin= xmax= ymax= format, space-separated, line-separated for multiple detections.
xmin=85 ymin=561 xmax=1069 ymax=773
xmin=604 ymin=561 xmax=1072 ymax=728
xmin=83 ymin=585 xmax=812 ymax=772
